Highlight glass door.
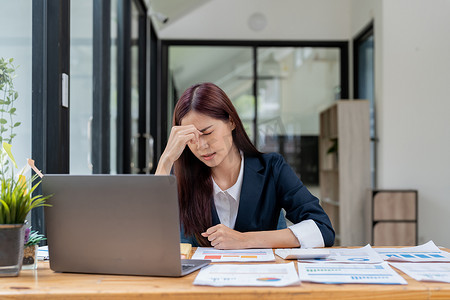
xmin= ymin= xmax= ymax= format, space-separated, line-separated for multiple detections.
xmin=256 ymin=47 xmax=341 ymax=194
xmin=354 ymin=24 xmax=375 ymax=187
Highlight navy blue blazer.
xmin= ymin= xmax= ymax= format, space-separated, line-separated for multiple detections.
xmin=181 ymin=152 xmax=335 ymax=247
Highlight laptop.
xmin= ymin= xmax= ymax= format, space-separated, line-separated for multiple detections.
xmin=42 ymin=174 xmax=210 ymax=277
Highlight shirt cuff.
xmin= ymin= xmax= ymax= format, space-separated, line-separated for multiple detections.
xmin=288 ymin=219 xmax=325 ymax=248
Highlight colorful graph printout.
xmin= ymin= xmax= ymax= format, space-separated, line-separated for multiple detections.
xmin=297 ymin=262 xmax=407 ymax=285
xmin=192 ymin=248 xmax=275 ymax=262
xmin=193 ymin=262 xmax=300 ymax=287
xmin=375 ymin=241 xmax=450 ymax=262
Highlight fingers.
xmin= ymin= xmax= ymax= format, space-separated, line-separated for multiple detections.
xmin=201 ymin=224 xmax=219 ymax=238
xmin=171 ymin=125 xmax=202 ymax=142
xmin=163 ymin=125 xmax=202 ymax=162
xmin=202 ymin=225 xmax=231 ymax=248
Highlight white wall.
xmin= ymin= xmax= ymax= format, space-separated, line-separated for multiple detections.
xmin=379 ymin=0 xmax=450 ymax=247
xmin=351 ymin=0 xmax=450 ymax=247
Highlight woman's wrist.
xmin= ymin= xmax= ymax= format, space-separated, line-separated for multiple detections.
xmin=242 ymin=232 xmax=257 ymax=248
xmin=242 ymin=229 xmax=300 ymax=249
xmin=155 ymin=153 xmax=173 ymax=175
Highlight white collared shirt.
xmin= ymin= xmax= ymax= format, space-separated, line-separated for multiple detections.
xmin=212 ymin=151 xmax=244 ymax=230
xmin=212 ymin=152 xmax=325 ymax=248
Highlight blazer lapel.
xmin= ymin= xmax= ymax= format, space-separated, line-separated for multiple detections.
xmin=234 ymin=155 xmax=265 ymax=230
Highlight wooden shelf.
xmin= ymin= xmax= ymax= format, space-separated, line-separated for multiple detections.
xmin=367 ymin=190 xmax=418 ymax=246
xmin=319 ymin=100 xmax=370 ymax=246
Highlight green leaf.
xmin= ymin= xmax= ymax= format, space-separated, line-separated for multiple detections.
xmin=13 ymin=122 xmax=20 ymax=127
xmin=2 ymin=142 xmax=17 ymax=168
xmin=0 ymin=118 xmax=7 ymax=124
xmin=0 ymin=199 xmax=10 ymax=224
xmin=14 ymin=91 xmax=18 ymax=99
xmin=9 ymin=58 xmax=13 ymax=63
xmin=9 ymin=108 xmax=16 ymax=114
xmin=9 ymin=134 xmax=16 ymax=139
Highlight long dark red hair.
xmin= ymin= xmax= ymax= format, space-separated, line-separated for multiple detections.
xmin=173 ymin=82 xmax=261 ymax=246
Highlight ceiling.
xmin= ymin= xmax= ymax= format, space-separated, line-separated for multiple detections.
xmin=145 ymin=0 xmax=211 ymax=32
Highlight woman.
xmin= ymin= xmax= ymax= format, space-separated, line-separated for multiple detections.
xmin=156 ymin=82 xmax=334 ymax=249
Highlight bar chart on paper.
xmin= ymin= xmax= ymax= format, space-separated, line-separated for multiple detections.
xmin=297 ymin=262 xmax=407 ymax=285
xmin=192 ymin=248 xmax=275 ymax=262
xmin=375 ymin=241 xmax=450 ymax=262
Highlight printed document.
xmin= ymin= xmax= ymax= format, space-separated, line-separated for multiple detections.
xmin=298 ymin=262 xmax=407 ymax=285
xmin=390 ymin=262 xmax=450 ymax=283
xmin=37 ymin=245 xmax=49 ymax=260
xmin=192 ymin=247 xmax=275 ymax=262
xmin=375 ymin=241 xmax=450 ymax=262
xmin=193 ymin=262 xmax=300 ymax=287
xmin=275 ymin=248 xmax=330 ymax=260
xmin=299 ymin=244 xmax=383 ymax=264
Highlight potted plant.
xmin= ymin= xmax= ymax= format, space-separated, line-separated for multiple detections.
xmin=0 ymin=143 xmax=51 ymax=276
xmin=0 ymin=57 xmax=52 ymax=277
xmin=22 ymin=227 xmax=46 ymax=270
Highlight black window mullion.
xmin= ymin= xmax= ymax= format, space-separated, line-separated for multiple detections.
xmin=158 ymin=41 xmax=169 ymax=161
xmin=92 ymin=0 xmax=111 ymax=174
xmin=149 ymin=23 xmax=158 ymax=174
xmin=137 ymin=13 xmax=147 ymax=173
xmin=252 ymin=47 xmax=258 ymax=146
xmin=32 ymin=0 xmax=70 ymax=236
xmin=117 ymin=0 xmax=132 ymax=174
xmin=340 ymin=43 xmax=349 ymax=99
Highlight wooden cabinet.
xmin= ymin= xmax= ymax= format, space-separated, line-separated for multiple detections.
xmin=319 ymin=100 xmax=370 ymax=246
xmin=368 ymin=190 xmax=418 ymax=246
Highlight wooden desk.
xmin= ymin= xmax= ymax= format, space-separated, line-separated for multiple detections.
xmin=1 ymin=251 xmax=450 ymax=299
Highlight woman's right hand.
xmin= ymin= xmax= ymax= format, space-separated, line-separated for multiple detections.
xmin=155 ymin=125 xmax=202 ymax=175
